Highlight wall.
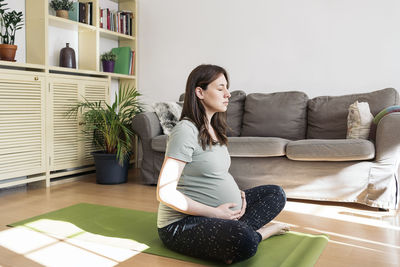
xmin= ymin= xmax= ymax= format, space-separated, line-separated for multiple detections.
xmin=138 ymin=0 xmax=400 ymax=106
xmin=10 ymin=0 xmax=400 ymax=106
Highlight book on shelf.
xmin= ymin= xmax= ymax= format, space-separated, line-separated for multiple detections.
xmin=88 ymin=2 xmax=93 ymax=25
xmin=131 ymin=50 xmax=135 ymax=75
xmin=127 ymin=50 xmax=135 ymax=75
xmin=99 ymin=8 xmax=134 ymax=36
xmin=79 ymin=3 xmax=86 ymax=24
xmin=68 ymin=2 xmax=79 ymax=22
xmin=77 ymin=2 xmax=93 ymax=25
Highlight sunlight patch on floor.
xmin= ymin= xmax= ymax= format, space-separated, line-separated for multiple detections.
xmin=0 ymin=227 xmax=57 ymax=254
xmin=305 ymin=227 xmax=400 ymax=250
xmin=0 ymin=219 xmax=150 ymax=267
xmin=329 ymin=239 xmax=388 ymax=253
xmin=284 ymin=201 xmax=399 ymax=230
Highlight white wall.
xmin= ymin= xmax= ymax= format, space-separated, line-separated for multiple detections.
xmin=138 ymin=0 xmax=400 ymax=105
xmin=10 ymin=0 xmax=400 ymax=105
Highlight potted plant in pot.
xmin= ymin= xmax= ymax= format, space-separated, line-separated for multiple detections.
xmin=68 ymin=85 xmax=143 ymax=184
xmin=50 ymin=0 xmax=74 ymax=19
xmin=101 ymin=51 xmax=117 ymax=73
xmin=0 ymin=0 xmax=23 ymax=61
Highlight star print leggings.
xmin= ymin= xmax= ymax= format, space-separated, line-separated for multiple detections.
xmin=158 ymin=185 xmax=286 ymax=264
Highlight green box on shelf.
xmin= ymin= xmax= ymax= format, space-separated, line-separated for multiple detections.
xmin=111 ymin=47 xmax=131 ymax=75
xmin=68 ymin=2 xmax=79 ymax=22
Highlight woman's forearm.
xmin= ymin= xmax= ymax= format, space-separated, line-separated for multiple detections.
xmin=157 ymin=186 xmax=217 ymax=217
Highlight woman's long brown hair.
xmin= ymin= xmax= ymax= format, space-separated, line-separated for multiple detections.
xmin=180 ymin=64 xmax=229 ymax=150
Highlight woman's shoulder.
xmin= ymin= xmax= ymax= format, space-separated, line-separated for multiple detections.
xmin=168 ymin=119 xmax=200 ymax=148
xmin=173 ymin=119 xmax=198 ymax=135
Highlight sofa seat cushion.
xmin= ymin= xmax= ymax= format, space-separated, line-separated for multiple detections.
xmin=227 ymin=137 xmax=290 ymax=157
xmin=286 ymin=139 xmax=375 ymax=161
xmin=241 ymin=91 xmax=308 ymax=140
xmin=151 ymin=135 xmax=290 ymax=157
xmin=151 ymin=135 xmax=168 ymax=152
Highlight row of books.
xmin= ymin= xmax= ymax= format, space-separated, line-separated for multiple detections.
xmin=111 ymin=47 xmax=135 ymax=75
xmin=100 ymin=9 xmax=133 ymax=36
xmin=68 ymin=2 xmax=94 ymax=25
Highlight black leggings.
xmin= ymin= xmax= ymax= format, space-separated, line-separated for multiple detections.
xmin=158 ymin=185 xmax=286 ymax=263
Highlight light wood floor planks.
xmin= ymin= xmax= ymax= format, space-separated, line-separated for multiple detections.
xmin=0 ymin=168 xmax=399 ymax=267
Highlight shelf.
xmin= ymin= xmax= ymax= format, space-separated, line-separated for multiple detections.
xmin=106 ymin=72 xmax=136 ymax=80
xmin=99 ymin=28 xmax=135 ymax=41
xmin=49 ymin=66 xmax=107 ymax=77
xmin=109 ymin=0 xmax=132 ymax=3
xmin=49 ymin=66 xmax=136 ymax=80
xmin=48 ymin=15 xmax=96 ymax=31
xmin=0 ymin=60 xmax=46 ymax=72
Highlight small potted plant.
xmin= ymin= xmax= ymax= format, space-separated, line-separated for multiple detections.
xmin=50 ymin=0 xmax=74 ymax=19
xmin=68 ymin=85 xmax=143 ymax=184
xmin=101 ymin=51 xmax=117 ymax=73
xmin=0 ymin=0 xmax=23 ymax=61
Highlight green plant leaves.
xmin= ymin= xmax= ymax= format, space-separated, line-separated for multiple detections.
xmin=67 ymin=85 xmax=143 ymax=166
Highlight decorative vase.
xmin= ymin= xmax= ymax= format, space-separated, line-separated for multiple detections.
xmin=56 ymin=10 xmax=69 ymax=19
xmin=59 ymin=43 xmax=76 ymax=68
xmin=92 ymin=151 xmax=129 ymax=184
xmin=102 ymin=60 xmax=115 ymax=73
xmin=0 ymin=44 xmax=17 ymax=61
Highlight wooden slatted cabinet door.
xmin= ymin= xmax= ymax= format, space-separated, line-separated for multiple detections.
xmin=80 ymin=80 xmax=108 ymax=165
xmin=0 ymin=71 xmax=46 ymax=181
xmin=48 ymin=77 xmax=80 ymax=171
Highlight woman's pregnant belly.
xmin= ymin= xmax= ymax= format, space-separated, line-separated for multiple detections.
xmin=179 ymin=173 xmax=242 ymax=211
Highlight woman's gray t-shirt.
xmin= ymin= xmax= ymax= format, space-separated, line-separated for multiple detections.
xmin=157 ymin=120 xmax=242 ymax=228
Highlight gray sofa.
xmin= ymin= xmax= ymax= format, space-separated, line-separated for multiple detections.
xmin=132 ymin=88 xmax=400 ymax=209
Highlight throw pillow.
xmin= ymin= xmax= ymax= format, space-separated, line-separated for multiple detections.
xmin=346 ymin=101 xmax=374 ymax=139
xmin=152 ymin=102 xmax=182 ymax=135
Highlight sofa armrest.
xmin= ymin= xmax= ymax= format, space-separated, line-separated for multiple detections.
xmin=375 ymin=112 xmax=400 ymax=162
xmin=132 ymin=112 xmax=164 ymax=184
xmin=370 ymin=112 xmax=400 ymax=209
xmin=132 ymin=111 xmax=163 ymax=140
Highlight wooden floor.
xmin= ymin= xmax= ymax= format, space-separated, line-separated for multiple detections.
xmin=0 ymin=168 xmax=399 ymax=267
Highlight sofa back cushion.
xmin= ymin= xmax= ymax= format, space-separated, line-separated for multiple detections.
xmin=178 ymin=90 xmax=246 ymax=137
xmin=226 ymin=90 xmax=246 ymax=136
xmin=307 ymin=88 xmax=399 ymax=139
xmin=241 ymin=91 xmax=309 ymax=140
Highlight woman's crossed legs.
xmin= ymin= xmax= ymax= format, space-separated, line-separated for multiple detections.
xmin=158 ymin=185 xmax=288 ymax=263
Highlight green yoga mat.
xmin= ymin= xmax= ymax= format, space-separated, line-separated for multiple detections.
xmin=8 ymin=203 xmax=328 ymax=266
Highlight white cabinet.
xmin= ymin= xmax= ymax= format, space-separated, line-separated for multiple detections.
xmin=0 ymin=69 xmax=46 ymax=185
xmin=0 ymin=66 xmax=109 ymax=188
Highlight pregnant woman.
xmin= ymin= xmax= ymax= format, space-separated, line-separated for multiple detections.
xmin=157 ymin=64 xmax=289 ymax=264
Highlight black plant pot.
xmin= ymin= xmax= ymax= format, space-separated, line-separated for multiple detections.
xmin=92 ymin=152 xmax=129 ymax=184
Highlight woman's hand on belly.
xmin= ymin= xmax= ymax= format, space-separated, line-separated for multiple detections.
xmin=237 ymin=191 xmax=247 ymax=220
xmin=211 ymin=203 xmax=242 ymax=220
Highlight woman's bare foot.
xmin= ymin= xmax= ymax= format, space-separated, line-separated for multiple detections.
xmin=256 ymin=223 xmax=290 ymax=240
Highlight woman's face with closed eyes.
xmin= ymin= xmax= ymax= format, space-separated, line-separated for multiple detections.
xmin=195 ymin=74 xmax=231 ymax=114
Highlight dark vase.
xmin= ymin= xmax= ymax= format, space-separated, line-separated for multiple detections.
xmin=102 ymin=60 xmax=115 ymax=72
xmin=59 ymin=43 xmax=76 ymax=68
xmin=92 ymin=151 xmax=129 ymax=184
